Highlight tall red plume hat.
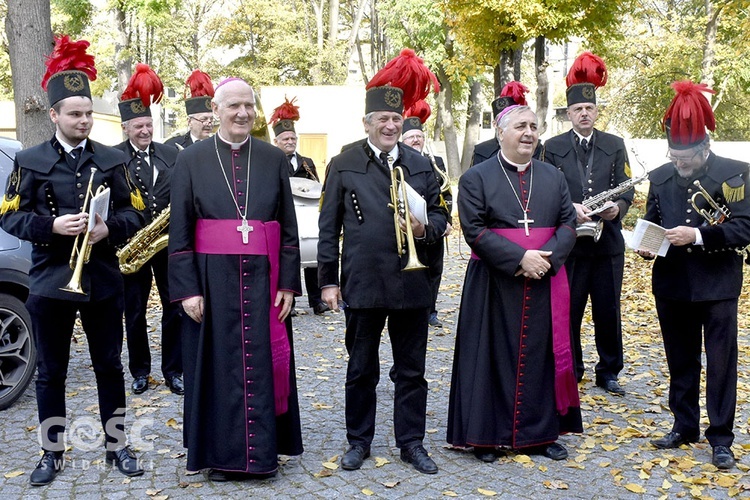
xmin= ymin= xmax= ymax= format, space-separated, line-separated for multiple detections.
xmin=184 ymin=69 xmax=215 ymax=115
xmin=663 ymin=80 xmax=716 ymax=150
xmin=565 ymin=51 xmax=607 ymax=106
xmin=491 ymin=81 xmax=529 ymax=120
xmin=402 ymin=99 xmax=431 ymax=135
xmin=118 ymin=63 xmax=164 ymax=122
xmin=269 ymin=96 xmax=300 ymax=136
xmin=365 ymin=48 xmax=440 ymax=115
xmin=42 ymin=35 xmax=97 ymax=106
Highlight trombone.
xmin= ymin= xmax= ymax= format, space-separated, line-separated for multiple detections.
xmin=387 ymin=162 xmax=428 ymax=271
xmin=60 ymin=167 xmax=105 ymax=295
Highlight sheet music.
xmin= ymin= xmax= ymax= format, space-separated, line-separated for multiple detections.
xmin=402 ymin=180 xmax=428 ymax=226
xmin=625 ymin=218 xmax=670 ymax=257
xmin=87 ymin=187 xmax=110 ymax=231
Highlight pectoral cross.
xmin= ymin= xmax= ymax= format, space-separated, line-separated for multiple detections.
xmin=236 ymin=218 xmax=254 ymax=244
xmin=518 ymin=211 xmax=534 ymax=236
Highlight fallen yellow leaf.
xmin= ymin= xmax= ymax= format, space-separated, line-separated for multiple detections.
xmin=362 ymin=488 xmax=374 ymax=496
xmin=374 ymin=456 xmax=390 ymax=468
xmin=624 ymin=483 xmax=645 ymax=493
xmin=322 ymin=462 xmax=339 ymax=470
xmin=477 ymin=488 xmax=497 ymax=496
xmin=442 ymin=492 xmax=458 ymax=497
xmin=4 ymin=470 xmax=24 ymax=478
xmin=165 ymin=418 xmax=179 ymax=429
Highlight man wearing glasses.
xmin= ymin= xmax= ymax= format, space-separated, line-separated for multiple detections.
xmin=166 ymin=70 xmax=215 ymax=150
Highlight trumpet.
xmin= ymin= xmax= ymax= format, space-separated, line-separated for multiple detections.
xmin=61 ymin=167 xmax=105 ymax=295
xmin=387 ymin=161 xmax=428 ymax=271
xmin=691 ymin=180 xmax=730 ymax=225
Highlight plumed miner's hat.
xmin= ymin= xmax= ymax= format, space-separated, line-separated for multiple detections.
xmin=118 ymin=63 xmax=164 ymax=122
xmin=184 ymin=70 xmax=214 ymax=115
xmin=402 ymin=100 xmax=432 ymax=135
xmin=662 ymin=80 xmax=716 ymax=150
xmin=365 ymin=48 xmax=440 ymax=115
xmin=269 ymin=96 xmax=300 ymax=137
xmin=491 ymin=81 xmax=529 ymax=120
xmin=42 ymin=35 xmax=97 ymax=106
xmin=565 ymin=51 xmax=607 ymax=107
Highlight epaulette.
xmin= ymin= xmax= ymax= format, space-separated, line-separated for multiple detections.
xmin=0 ymin=165 xmax=21 ymax=214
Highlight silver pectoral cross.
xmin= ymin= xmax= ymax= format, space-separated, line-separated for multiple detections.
xmin=518 ymin=212 xmax=534 ymax=236
xmin=237 ymin=218 xmax=254 ymax=244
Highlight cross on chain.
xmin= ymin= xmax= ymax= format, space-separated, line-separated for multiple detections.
xmin=518 ymin=211 xmax=534 ymax=237
xmin=236 ymin=218 xmax=254 ymax=244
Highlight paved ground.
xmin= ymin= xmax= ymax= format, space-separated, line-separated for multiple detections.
xmin=2 ymin=231 xmax=750 ymax=499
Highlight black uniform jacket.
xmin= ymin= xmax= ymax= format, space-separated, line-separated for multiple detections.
xmin=289 ymin=153 xmax=319 ymax=181
xmin=318 ymin=140 xmax=447 ymax=309
xmin=471 ymin=138 xmax=544 ymax=166
xmin=0 ymin=138 xmax=143 ymax=301
xmin=114 ymin=140 xmax=176 ymax=223
xmin=164 ymin=133 xmax=194 ymax=151
xmin=543 ymin=129 xmax=633 ymax=256
xmin=644 ymin=153 xmax=750 ymax=302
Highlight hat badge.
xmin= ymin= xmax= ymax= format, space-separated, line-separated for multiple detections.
xmin=282 ymin=120 xmax=293 ymax=130
xmin=130 ymin=100 xmax=146 ymax=114
xmin=63 ymin=74 xmax=85 ymax=92
xmin=384 ymin=89 xmax=402 ymax=109
xmin=582 ymin=86 xmax=595 ymax=100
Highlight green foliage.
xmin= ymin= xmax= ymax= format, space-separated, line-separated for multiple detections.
xmin=51 ymin=0 xmax=93 ymax=37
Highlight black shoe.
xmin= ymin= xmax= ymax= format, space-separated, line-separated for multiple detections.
xmin=428 ymin=313 xmax=442 ymax=328
xmin=207 ymin=469 xmax=229 ymax=482
xmin=131 ymin=375 xmax=148 ymax=394
xmin=712 ymin=445 xmax=736 ymax=470
xmin=105 ymin=446 xmax=144 ymax=477
xmin=30 ymin=451 xmax=63 ymax=486
xmin=341 ymin=445 xmax=370 ymax=470
xmin=525 ymin=442 xmax=568 ymax=461
xmin=650 ymin=431 xmax=699 ymax=449
xmin=596 ymin=378 xmax=625 ymax=396
xmin=313 ymin=301 xmax=330 ymax=315
xmin=473 ymin=447 xmax=496 ymax=463
xmin=290 ymin=308 xmax=298 ymax=317
xmin=400 ymin=444 xmax=438 ymax=474
xmin=165 ymin=375 xmax=185 ymax=395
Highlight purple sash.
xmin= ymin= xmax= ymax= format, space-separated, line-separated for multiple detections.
xmin=471 ymin=227 xmax=579 ymax=415
xmin=195 ymin=219 xmax=290 ymax=416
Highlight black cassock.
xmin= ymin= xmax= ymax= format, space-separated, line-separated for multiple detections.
xmin=169 ymin=136 xmax=303 ymax=473
xmin=447 ymin=156 xmax=582 ymax=449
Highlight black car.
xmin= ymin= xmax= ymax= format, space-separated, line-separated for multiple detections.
xmin=0 ymin=136 xmax=35 ymax=410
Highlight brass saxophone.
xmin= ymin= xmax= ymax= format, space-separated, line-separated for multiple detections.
xmin=577 ymin=173 xmax=649 ymax=241
xmin=117 ymin=205 xmax=170 ymax=274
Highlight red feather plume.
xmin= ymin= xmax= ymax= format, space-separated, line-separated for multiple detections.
xmin=41 ymin=35 xmax=97 ymax=90
xmin=121 ymin=63 xmax=164 ymax=107
xmin=366 ymin=48 xmax=440 ymax=112
xmin=186 ymin=69 xmax=214 ymax=98
xmin=566 ymin=51 xmax=608 ymax=88
xmin=500 ymin=81 xmax=529 ymax=106
xmin=404 ymin=99 xmax=432 ymax=124
xmin=662 ymin=80 xmax=716 ymax=145
xmin=269 ymin=96 xmax=300 ymax=125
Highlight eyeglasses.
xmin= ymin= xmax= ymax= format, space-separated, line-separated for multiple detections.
xmin=667 ymin=149 xmax=703 ymax=163
xmin=190 ymin=116 xmax=215 ymax=125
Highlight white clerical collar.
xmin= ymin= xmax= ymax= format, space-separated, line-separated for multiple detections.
xmin=217 ymin=130 xmax=250 ymax=150
xmin=573 ymin=130 xmax=593 ymax=143
xmin=56 ymin=134 xmax=87 ymax=154
xmin=367 ymin=140 xmax=400 ymax=162
xmin=500 ymin=151 xmax=531 ymax=171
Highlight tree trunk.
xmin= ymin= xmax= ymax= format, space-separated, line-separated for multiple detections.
xmin=311 ymin=0 xmax=324 ymax=52
xmin=345 ymin=0 xmax=368 ymax=76
xmin=460 ymin=79 xmax=482 ymax=174
xmin=701 ymin=0 xmax=719 ymax=90
xmin=513 ymin=47 xmax=523 ymax=81
xmin=5 ymin=0 xmax=54 ymax=146
xmin=328 ymin=0 xmax=339 ymax=44
xmin=436 ymin=65 xmax=460 ymax=180
xmin=534 ymin=36 xmax=550 ymax=136
xmin=112 ymin=3 xmax=132 ymax=93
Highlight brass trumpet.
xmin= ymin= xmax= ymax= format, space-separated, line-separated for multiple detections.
xmin=61 ymin=167 xmax=105 ymax=295
xmin=387 ymin=162 xmax=428 ymax=271
xmin=691 ymin=180 xmax=730 ymax=225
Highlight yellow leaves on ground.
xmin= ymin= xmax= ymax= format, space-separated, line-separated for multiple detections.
xmin=624 ymin=483 xmax=645 ymax=493
xmin=321 ymin=461 xmax=338 ymax=470
xmin=4 ymin=470 xmax=24 ymax=478
xmin=477 ymin=487 xmax=497 ymax=496
xmin=374 ymin=456 xmax=390 ymax=467
xmin=543 ymin=480 xmax=569 ymax=490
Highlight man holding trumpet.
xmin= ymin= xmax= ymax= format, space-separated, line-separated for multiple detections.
xmin=0 ymin=37 xmax=143 ymax=485
xmin=637 ymin=80 xmax=750 ymax=470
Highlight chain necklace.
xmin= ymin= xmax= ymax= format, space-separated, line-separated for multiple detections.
xmin=498 ymin=151 xmax=534 ymax=236
xmin=214 ymin=134 xmax=254 ymax=243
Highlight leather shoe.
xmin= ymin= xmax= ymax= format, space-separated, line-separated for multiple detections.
xmin=131 ymin=375 xmax=148 ymax=394
xmin=596 ymin=378 xmax=625 ymax=396
xmin=525 ymin=442 xmax=568 ymax=461
xmin=313 ymin=301 xmax=330 ymax=315
xmin=105 ymin=446 xmax=144 ymax=477
xmin=165 ymin=375 xmax=185 ymax=395
xmin=473 ymin=447 xmax=497 ymax=463
xmin=290 ymin=307 xmax=298 ymax=317
xmin=30 ymin=451 xmax=64 ymax=486
xmin=650 ymin=431 xmax=699 ymax=449
xmin=341 ymin=445 xmax=370 ymax=470
xmin=428 ymin=313 xmax=442 ymax=328
xmin=400 ymin=444 xmax=438 ymax=474
xmin=207 ymin=469 xmax=229 ymax=482
xmin=712 ymin=445 xmax=736 ymax=470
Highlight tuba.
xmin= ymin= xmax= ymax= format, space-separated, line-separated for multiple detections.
xmin=61 ymin=168 xmax=105 ymax=295
xmin=387 ymin=160 xmax=428 ymax=271
xmin=117 ymin=205 xmax=170 ymax=274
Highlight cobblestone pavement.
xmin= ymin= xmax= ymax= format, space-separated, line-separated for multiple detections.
xmin=2 ymin=232 xmax=750 ymax=499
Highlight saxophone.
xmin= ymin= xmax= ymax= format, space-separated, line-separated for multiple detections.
xmin=117 ymin=205 xmax=170 ymax=274
xmin=577 ymin=173 xmax=649 ymax=241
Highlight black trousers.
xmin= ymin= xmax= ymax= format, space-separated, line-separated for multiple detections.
xmin=425 ymin=238 xmax=445 ymax=316
xmin=565 ymin=253 xmax=624 ymax=381
xmin=344 ymin=308 xmax=429 ymax=449
xmin=124 ymin=249 xmax=182 ymax=379
xmin=27 ymin=293 xmax=127 ymax=452
xmin=303 ymin=266 xmax=322 ymax=307
xmin=655 ymin=297 xmax=738 ymax=447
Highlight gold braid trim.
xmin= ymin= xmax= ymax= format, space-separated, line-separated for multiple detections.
xmin=0 ymin=168 xmax=21 ymax=214
xmin=123 ymin=165 xmax=146 ymax=210
xmin=723 ymin=181 xmax=745 ymax=203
